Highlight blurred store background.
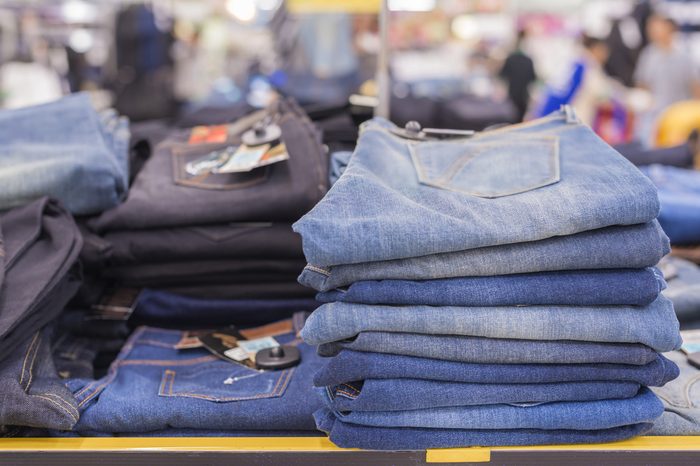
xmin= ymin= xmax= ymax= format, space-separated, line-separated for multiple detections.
xmin=1 ymin=0 xmax=700 ymax=147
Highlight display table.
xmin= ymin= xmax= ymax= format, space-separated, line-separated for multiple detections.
xmin=0 ymin=436 xmax=698 ymax=465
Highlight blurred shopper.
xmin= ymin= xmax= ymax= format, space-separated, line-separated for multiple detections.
xmin=634 ymin=14 xmax=700 ymax=145
xmin=499 ymin=30 xmax=536 ymax=122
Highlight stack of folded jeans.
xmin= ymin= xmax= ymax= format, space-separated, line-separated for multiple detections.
xmin=0 ymin=93 xmax=129 ymax=215
xmin=0 ymin=198 xmax=83 ymax=432
xmin=85 ymin=98 xmax=328 ymax=299
xmin=292 ymin=108 xmax=683 ymax=450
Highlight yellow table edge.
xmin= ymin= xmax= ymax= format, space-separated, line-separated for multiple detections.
xmin=0 ymin=436 xmax=698 ymax=463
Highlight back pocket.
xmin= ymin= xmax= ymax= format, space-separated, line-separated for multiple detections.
xmin=409 ymin=135 xmax=560 ymax=198
xmin=159 ymin=361 xmax=294 ymax=402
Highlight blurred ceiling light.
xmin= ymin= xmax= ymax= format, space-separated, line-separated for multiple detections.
xmin=257 ymin=0 xmax=281 ymax=11
xmin=62 ymin=0 xmax=97 ymax=23
xmin=68 ymin=29 xmax=93 ymax=53
xmin=226 ymin=0 xmax=257 ymax=23
xmin=389 ymin=0 xmax=436 ymax=12
xmin=451 ymin=15 xmax=480 ymax=41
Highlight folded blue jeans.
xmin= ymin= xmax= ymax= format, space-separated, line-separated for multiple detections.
xmin=316 ymin=268 xmax=665 ymax=307
xmin=314 ymin=408 xmax=654 ymax=449
xmin=299 ymin=221 xmax=669 ymax=291
xmin=0 ymin=93 xmax=129 ymax=215
xmin=318 ymin=332 xmax=661 ymax=365
xmin=68 ymin=313 xmax=323 ymax=433
xmin=641 ymin=164 xmax=700 ymax=245
xmin=325 ymin=379 xmax=642 ymax=411
xmin=650 ymin=350 xmax=700 ymax=435
xmin=294 ymin=109 xmax=660 ymax=266
xmin=302 ymin=296 xmax=682 ymax=352
xmin=328 ymin=387 xmax=663 ymax=430
xmin=134 ymin=289 xmax=318 ymax=328
xmin=314 ymin=350 xmax=679 ymax=388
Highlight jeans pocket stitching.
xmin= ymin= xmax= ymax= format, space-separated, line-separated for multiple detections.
xmin=158 ymin=367 xmax=294 ymax=402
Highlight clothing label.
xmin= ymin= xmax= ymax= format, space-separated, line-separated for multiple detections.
xmin=188 ymin=125 xmax=228 ymax=144
xmin=215 ymin=143 xmax=288 ymax=174
xmin=224 ymin=347 xmax=249 ymax=362
xmin=238 ymin=337 xmax=279 ymax=355
xmin=185 ymin=147 xmax=236 ymax=175
xmin=198 ymin=327 xmax=257 ymax=369
xmin=89 ymin=287 xmax=141 ymax=320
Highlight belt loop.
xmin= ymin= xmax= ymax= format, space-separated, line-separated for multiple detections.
xmin=561 ymin=105 xmax=580 ymax=124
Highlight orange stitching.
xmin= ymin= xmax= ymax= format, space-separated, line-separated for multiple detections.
xmin=31 ymin=395 xmax=79 ymax=423
xmin=158 ymin=370 xmax=173 ymax=396
xmin=33 ymin=393 xmax=80 ymax=420
xmin=169 ymin=370 xmax=175 ymax=395
xmin=23 ymin=333 xmax=42 ymax=391
xmin=19 ymin=333 xmax=40 ymax=388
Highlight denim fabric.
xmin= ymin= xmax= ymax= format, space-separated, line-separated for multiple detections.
xmin=318 ymin=332 xmax=660 ymax=365
xmin=94 ymin=223 xmax=304 ymax=267
xmin=641 ymin=164 xmax=700 ymax=245
xmin=90 ymin=99 xmax=328 ymax=232
xmin=650 ymin=350 xmax=700 ymax=435
xmin=660 ymin=256 xmax=700 ymax=324
xmin=325 ymin=379 xmax=641 ymax=411
xmin=0 ymin=330 xmax=79 ymax=430
xmin=314 ymin=350 xmax=679 ymax=387
xmin=133 ymin=289 xmax=318 ymax=328
xmin=329 ymin=150 xmax=353 ymax=186
xmin=0 ymin=93 xmax=129 ymax=215
xmin=328 ymin=387 xmax=663 ymax=430
xmin=102 ymin=258 xmax=307 ymax=288
xmin=302 ymin=296 xmax=681 ymax=352
xmin=299 ymin=221 xmax=669 ymax=291
xmin=68 ymin=313 xmax=323 ymax=433
xmin=314 ymin=408 xmax=654 ymax=449
xmin=0 ymin=198 xmax=83 ymax=360
xmin=317 ymin=268 xmax=665 ymax=307
xmin=293 ymin=110 xmax=660 ymax=267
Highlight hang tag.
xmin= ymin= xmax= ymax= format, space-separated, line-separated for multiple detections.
xmin=198 ymin=327 xmax=257 ymax=368
xmin=185 ymin=147 xmax=236 ymax=175
xmin=214 ymin=143 xmax=289 ymax=174
xmin=238 ymin=337 xmax=279 ymax=356
xmin=224 ymin=347 xmax=249 ymax=362
xmin=89 ymin=287 xmax=142 ymax=321
xmin=188 ymin=125 xmax=228 ymax=144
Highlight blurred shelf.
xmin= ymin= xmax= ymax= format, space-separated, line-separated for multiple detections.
xmin=0 ymin=436 xmax=698 ymax=465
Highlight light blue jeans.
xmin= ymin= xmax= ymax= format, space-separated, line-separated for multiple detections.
xmin=0 ymin=93 xmax=129 ymax=215
xmin=301 ymin=295 xmax=682 ymax=353
xmin=294 ymin=109 xmax=660 ymax=266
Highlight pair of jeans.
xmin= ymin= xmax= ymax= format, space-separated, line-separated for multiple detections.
xmin=0 ymin=93 xmax=129 ymax=215
xmin=83 ymin=223 xmax=304 ymax=268
xmin=313 ymin=350 xmax=679 ymax=388
xmin=133 ymin=289 xmax=318 ymax=328
xmin=326 ymin=387 xmax=662 ymax=430
xmin=324 ymin=379 xmax=642 ymax=412
xmin=0 ymin=198 xmax=83 ymax=360
xmin=301 ymin=296 xmax=682 ymax=352
xmin=641 ymin=164 xmax=700 ymax=245
xmin=67 ymin=313 xmax=323 ymax=433
xmin=659 ymin=256 xmax=700 ymax=323
xmin=90 ymin=98 xmax=328 ymax=232
xmin=317 ymin=332 xmax=661 ymax=365
xmin=293 ymin=109 xmax=660 ymax=267
xmin=650 ymin=350 xmax=700 ymax=435
xmin=0 ymin=329 xmax=80 ymax=431
xmin=316 ymin=267 xmax=665 ymax=307
xmin=314 ymin=408 xmax=654 ymax=450
xmin=101 ymin=258 xmax=307 ymax=288
xmin=299 ymin=221 xmax=669 ymax=291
